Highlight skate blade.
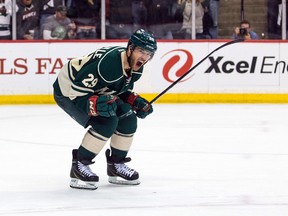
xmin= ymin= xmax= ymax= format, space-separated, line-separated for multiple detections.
xmin=108 ymin=176 xmax=140 ymax=185
xmin=70 ymin=178 xmax=98 ymax=190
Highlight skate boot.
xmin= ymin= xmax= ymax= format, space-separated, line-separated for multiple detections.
xmin=70 ymin=149 xmax=99 ymax=190
xmin=105 ymin=149 xmax=140 ymax=185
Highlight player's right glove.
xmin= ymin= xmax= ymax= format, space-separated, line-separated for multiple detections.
xmin=115 ymin=98 xmax=134 ymax=119
xmin=126 ymin=93 xmax=153 ymax=119
xmin=88 ymin=95 xmax=117 ymax=117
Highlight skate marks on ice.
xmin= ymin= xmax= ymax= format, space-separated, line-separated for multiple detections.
xmin=0 ymin=104 xmax=288 ymax=215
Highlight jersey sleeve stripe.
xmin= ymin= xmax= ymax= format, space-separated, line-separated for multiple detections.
xmin=71 ymin=83 xmax=95 ymax=94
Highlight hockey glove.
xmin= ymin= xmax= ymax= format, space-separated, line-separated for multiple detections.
xmin=88 ymin=95 xmax=117 ymax=117
xmin=127 ymin=93 xmax=153 ymax=119
xmin=115 ymin=98 xmax=133 ymax=119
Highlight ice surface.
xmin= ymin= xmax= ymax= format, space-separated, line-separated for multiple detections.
xmin=1 ymin=104 xmax=288 ymax=216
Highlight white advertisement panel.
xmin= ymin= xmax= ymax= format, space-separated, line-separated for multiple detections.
xmin=139 ymin=41 xmax=288 ymax=94
xmin=0 ymin=41 xmax=288 ymax=95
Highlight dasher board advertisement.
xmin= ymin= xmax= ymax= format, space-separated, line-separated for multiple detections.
xmin=0 ymin=41 xmax=288 ymax=96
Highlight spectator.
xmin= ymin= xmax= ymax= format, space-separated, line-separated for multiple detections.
xmin=40 ymin=0 xmax=65 ymax=27
xmin=267 ymin=0 xmax=288 ymax=39
xmin=208 ymin=0 xmax=219 ymax=39
xmin=131 ymin=0 xmax=148 ymax=29
xmin=65 ymin=0 xmax=76 ymax=17
xmin=16 ymin=0 xmax=49 ymax=40
xmin=232 ymin=20 xmax=259 ymax=40
xmin=180 ymin=0 xmax=211 ymax=39
xmin=106 ymin=0 xmax=133 ymax=39
xmin=147 ymin=0 xmax=174 ymax=39
xmin=42 ymin=5 xmax=76 ymax=39
xmin=267 ymin=0 xmax=281 ymax=39
xmin=171 ymin=0 xmax=185 ymax=38
xmin=201 ymin=0 xmax=213 ymax=38
xmin=172 ymin=0 xmax=185 ymax=23
xmin=0 ymin=0 xmax=12 ymax=40
xmin=67 ymin=0 xmax=100 ymax=39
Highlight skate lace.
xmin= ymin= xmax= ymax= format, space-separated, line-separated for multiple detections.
xmin=114 ymin=163 xmax=134 ymax=177
xmin=77 ymin=161 xmax=95 ymax=177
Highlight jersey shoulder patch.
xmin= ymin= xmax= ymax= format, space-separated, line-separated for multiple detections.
xmin=98 ymin=46 xmax=125 ymax=84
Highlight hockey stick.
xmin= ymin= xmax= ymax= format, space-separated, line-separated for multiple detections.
xmin=149 ymin=38 xmax=245 ymax=104
xmin=118 ymin=39 xmax=244 ymax=119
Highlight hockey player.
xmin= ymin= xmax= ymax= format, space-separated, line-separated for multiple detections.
xmin=53 ymin=29 xmax=157 ymax=190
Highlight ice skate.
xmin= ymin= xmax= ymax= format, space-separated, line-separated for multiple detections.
xmin=70 ymin=149 xmax=99 ymax=190
xmin=105 ymin=149 xmax=140 ymax=185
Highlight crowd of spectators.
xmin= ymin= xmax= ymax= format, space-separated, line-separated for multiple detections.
xmin=0 ymin=0 xmax=220 ymax=40
xmin=0 ymin=0 xmax=286 ymax=40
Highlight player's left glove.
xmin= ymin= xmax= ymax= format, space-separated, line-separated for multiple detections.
xmin=126 ymin=93 xmax=153 ymax=119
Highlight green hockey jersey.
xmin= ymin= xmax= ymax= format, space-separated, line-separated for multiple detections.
xmin=53 ymin=46 xmax=143 ymax=111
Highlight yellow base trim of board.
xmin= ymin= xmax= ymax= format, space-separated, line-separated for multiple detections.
xmin=1 ymin=93 xmax=288 ymax=104
xmin=144 ymin=93 xmax=288 ymax=103
xmin=0 ymin=95 xmax=55 ymax=104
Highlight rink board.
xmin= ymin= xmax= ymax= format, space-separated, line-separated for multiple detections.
xmin=0 ymin=40 xmax=288 ymax=104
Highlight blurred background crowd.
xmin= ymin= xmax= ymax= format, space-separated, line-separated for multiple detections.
xmin=0 ymin=0 xmax=287 ymax=40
